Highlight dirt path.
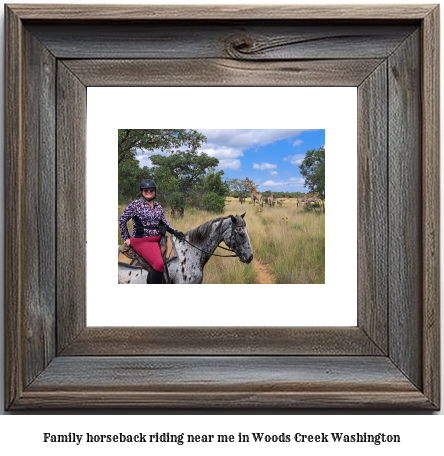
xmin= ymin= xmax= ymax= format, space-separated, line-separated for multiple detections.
xmin=252 ymin=225 xmax=276 ymax=284
xmin=254 ymin=260 xmax=275 ymax=284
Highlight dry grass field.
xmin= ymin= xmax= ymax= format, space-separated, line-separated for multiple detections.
xmin=118 ymin=197 xmax=324 ymax=284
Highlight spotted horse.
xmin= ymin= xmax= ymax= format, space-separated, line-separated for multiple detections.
xmin=118 ymin=213 xmax=253 ymax=284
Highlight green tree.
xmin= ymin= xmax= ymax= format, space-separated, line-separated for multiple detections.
xmin=118 ymin=158 xmax=150 ymax=204
xmin=118 ymin=129 xmax=207 ymax=164
xmin=201 ymin=192 xmax=226 ymax=213
xmin=299 ymin=146 xmax=325 ymax=200
xmin=150 ymin=150 xmax=219 ymax=217
xmin=227 ymin=178 xmax=250 ymax=204
xmin=206 ymin=170 xmax=230 ymax=197
xmin=147 ymin=164 xmax=182 ymax=213
xmin=201 ymin=171 xmax=229 ymax=213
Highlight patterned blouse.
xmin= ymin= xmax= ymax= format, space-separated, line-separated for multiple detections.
xmin=119 ymin=199 xmax=176 ymax=241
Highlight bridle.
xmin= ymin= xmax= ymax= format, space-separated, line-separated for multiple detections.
xmin=178 ymin=218 xmax=244 ymax=259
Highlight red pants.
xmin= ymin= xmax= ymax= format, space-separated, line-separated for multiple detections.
xmin=130 ymin=236 xmax=164 ymax=272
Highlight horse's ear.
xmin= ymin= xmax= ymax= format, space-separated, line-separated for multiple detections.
xmin=240 ymin=212 xmax=246 ymax=219
xmin=230 ymin=215 xmax=237 ymax=223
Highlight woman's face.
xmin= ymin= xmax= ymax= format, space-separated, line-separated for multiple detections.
xmin=142 ymin=188 xmax=156 ymax=201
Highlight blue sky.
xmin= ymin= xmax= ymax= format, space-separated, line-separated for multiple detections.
xmin=136 ymin=129 xmax=325 ymax=192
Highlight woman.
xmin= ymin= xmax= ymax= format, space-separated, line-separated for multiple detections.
xmin=119 ymin=179 xmax=185 ymax=284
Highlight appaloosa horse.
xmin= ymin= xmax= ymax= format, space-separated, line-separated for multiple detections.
xmin=118 ymin=213 xmax=253 ymax=284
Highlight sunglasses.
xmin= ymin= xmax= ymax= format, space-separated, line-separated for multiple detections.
xmin=142 ymin=188 xmax=155 ymax=192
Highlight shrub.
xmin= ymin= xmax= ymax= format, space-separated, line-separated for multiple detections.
xmin=304 ymin=202 xmax=322 ymax=213
xmin=201 ymin=192 xmax=225 ymax=213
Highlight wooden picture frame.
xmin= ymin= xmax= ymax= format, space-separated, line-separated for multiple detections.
xmin=5 ymin=4 xmax=440 ymax=410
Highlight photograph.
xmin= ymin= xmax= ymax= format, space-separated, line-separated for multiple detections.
xmin=117 ymin=129 xmax=326 ymax=285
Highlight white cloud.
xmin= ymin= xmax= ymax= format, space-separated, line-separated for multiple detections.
xmin=253 ymin=162 xmax=277 ymax=171
xmin=283 ymin=153 xmax=305 ymax=165
xmin=261 ymin=177 xmax=305 ymax=189
xmin=217 ymin=158 xmax=242 ymax=171
xmin=199 ymin=129 xmax=313 ymax=150
xmin=270 ymin=171 xmax=278 ymax=175
xmin=293 ymin=139 xmax=303 ymax=147
xmin=135 ymin=154 xmax=153 ymax=168
xmin=262 ymin=180 xmax=283 ymax=187
xmin=135 ymin=143 xmax=244 ymax=171
xmin=288 ymin=177 xmax=305 ymax=184
xmin=199 ymin=144 xmax=245 ymax=171
xmin=135 ymin=147 xmax=172 ymax=167
xmin=203 ymin=146 xmax=242 ymax=160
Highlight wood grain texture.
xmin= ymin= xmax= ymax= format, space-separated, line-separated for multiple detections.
xmin=357 ymin=62 xmax=388 ymax=354
xmin=3 ymin=4 xmax=440 ymax=410
xmin=64 ymin=59 xmax=384 ymax=87
xmin=26 ymin=22 xmax=416 ymax=60
xmin=28 ymin=356 xmax=418 ymax=391
xmin=4 ymin=4 xmax=24 ymax=410
xmin=16 ymin=390 xmax=434 ymax=410
xmin=388 ymin=31 xmax=422 ymax=389
xmin=61 ymin=327 xmax=382 ymax=356
xmin=21 ymin=28 xmax=57 ymax=387
xmin=14 ymin=356 xmax=433 ymax=409
xmin=56 ymin=62 xmax=87 ymax=353
xmin=7 ymin=4 xmax=435 ymax=20
xmin=421 ymin=6 xmax=440 ymax=409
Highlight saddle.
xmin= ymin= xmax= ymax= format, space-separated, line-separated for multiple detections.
xmin=119 ymin=236 xmax=176 ymax=284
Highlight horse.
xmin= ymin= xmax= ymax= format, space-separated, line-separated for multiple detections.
xmin=118 ymin=213 xmax=253 ymax=284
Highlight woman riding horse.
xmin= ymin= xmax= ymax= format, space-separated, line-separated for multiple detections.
xmin=118 ymin=179 xmax=185 ymax=284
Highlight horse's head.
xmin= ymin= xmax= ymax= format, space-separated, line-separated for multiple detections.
xmin=225 ymin=212 xmax=253 ymax=264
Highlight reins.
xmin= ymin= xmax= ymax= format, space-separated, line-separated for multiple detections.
xmin=177 ymin=219 xmax=240 ymax=258
xmin=180 ymin=238 xmax=239 ymax=258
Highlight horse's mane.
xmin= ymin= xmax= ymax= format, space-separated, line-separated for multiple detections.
xmin=186 ymin=216 xmax=230 ymax=245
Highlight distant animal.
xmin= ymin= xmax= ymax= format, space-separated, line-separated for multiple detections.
xmin=118 ymin=213 xmax=253 ymax=284
xmin=245 ymin=177 xmax=263 ymax=212
xmin=297 ymin=193 xmax=308 ymax=207
xmin=268 ymin=191 xmax=274 ymax=208
xmin=305 ymin=192 xmax=320 ymax=206
xmin=297 ymin=192 xmax=319 ymax=207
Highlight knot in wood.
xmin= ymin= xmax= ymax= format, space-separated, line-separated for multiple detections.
xmin=224 ymin=34 xmax=255 ymax=59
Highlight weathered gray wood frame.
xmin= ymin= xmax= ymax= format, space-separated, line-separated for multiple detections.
xmin=4 ymin=5 xmax=440 ymax=409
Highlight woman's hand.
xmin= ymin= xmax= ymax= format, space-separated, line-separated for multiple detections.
xmin=124 ymin=239 xmax=131 ymax=247
xmin=174 ymin=231 xmax=185 ymax=241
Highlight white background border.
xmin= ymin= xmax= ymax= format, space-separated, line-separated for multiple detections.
xmin=87 ymin=87 xmax=357 ymax=326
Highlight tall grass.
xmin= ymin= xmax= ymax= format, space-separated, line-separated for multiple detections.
xmin=118 ymin=199 xmax=325 ymax=284
xmin=233 ymin=201 xmax=325 ymax=284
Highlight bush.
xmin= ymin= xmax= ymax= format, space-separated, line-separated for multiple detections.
xmin=304 ymin=202 xmax=322 ymax=213
xmin=201 ymin=192 xmax=225 ymax=213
